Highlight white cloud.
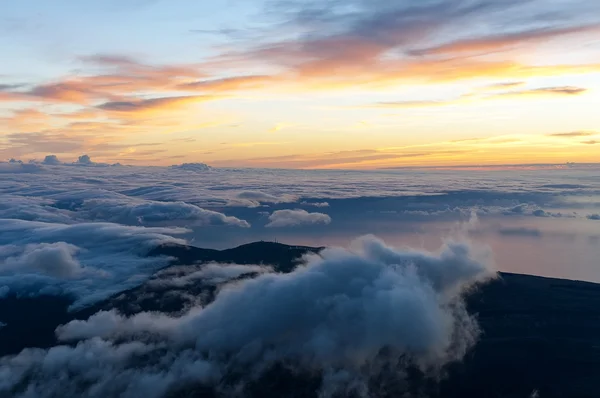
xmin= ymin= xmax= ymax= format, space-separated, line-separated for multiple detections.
xmin=77 ymin=198 xmax=250 ymax=228
xmin=0 ymin=242 xmax=87 ymax=279
xmin=0 ymin=219 xmax=189 ymax=308
xmin=170 ymin=162 xmax=212 ymax=171
xmin=301 ymin=201 xmax=330 ymax=207
xmin=229 ymin=190 xmax=298 ymax=207
xmin=266 ymin=209 xmax=331 ymax=227
xmin=1 ymin=235 xmax=496 ymax=398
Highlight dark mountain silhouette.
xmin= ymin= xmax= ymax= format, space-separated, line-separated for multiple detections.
xmin=1 ymin=241 xmax=599 ymax=397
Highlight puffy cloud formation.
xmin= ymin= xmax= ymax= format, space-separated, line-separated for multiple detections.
xmin=0 ymin=235 xmax=496 ymax=397
xmin=0 ymin=219 xmax=188 ymax=307
xmin=75 ymin=154 xmax=94 ymax=166
xmin=0 ymin=242 xmax=85 ymax=279
xmin=170 ymin=162 xmax=212 ymax=171
xmin=266 ymin=209 xmax=332 ymax=227
xmin=42 ymin=155 xmax=61 ymax=165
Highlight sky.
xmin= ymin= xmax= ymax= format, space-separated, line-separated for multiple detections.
xmin=1 ymin=163 xmax=600 ymax=398
xmin=1 ymin=0 xmax=600 ymax=168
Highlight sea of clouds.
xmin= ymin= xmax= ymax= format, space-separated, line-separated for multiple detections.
xmin=1 ymin=157 xmax=599 ymax=304
xmin=0 ymin=158 xmax=599 ymax=396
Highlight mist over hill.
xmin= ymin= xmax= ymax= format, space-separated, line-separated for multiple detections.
xmin=1 ymin=240 xmax=599 ymax=398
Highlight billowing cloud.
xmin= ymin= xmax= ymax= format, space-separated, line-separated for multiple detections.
xmin=42 ymin=155 xmax=61 ymax=165
xmin=0 ymin=219 xmax=188 ymax=307
xmin=266 ymin=209 xmax=332 ymax=227
xmin=75 ymin=154 xmax=94 ymax=166
xmin=0 ymin=242 xmax=89 ymax=279
xmin=0 ymin=235 xmax=496 ymax=397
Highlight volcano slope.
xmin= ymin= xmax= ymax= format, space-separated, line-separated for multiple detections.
xmin=1 ymin=241 xmax=599 ymax=398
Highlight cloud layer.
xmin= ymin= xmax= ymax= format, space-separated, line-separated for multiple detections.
xmin=0 ymin=219 xmax=188 ymax=307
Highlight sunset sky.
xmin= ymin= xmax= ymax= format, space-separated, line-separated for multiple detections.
xmin=1 ymin=0 xmax=599 ymax=168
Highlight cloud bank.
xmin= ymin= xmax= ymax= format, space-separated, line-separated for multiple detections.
xmin=1 ymin=235 xmax=496 ymax=397
xmin=0 ymin=219 xmax=189 ymax=308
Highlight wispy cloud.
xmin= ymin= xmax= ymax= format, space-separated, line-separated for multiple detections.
xmin=492 ymin=86 xmax=588 ymax=98
xmin=371 ymin=85 xmax=587 ymax=109
xmin=409 ymin=24 xmax=600 ymax=56
xmin=548 ymin=131 xmax=597 ymax=138
xmin=97 ymin=95 xmax=213 ymax=114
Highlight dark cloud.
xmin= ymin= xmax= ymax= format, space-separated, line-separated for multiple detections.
xmin=0 ymin=84 xmax=23 ymax=91
xmin=588 ymin=214 xmax=600 ymax=221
